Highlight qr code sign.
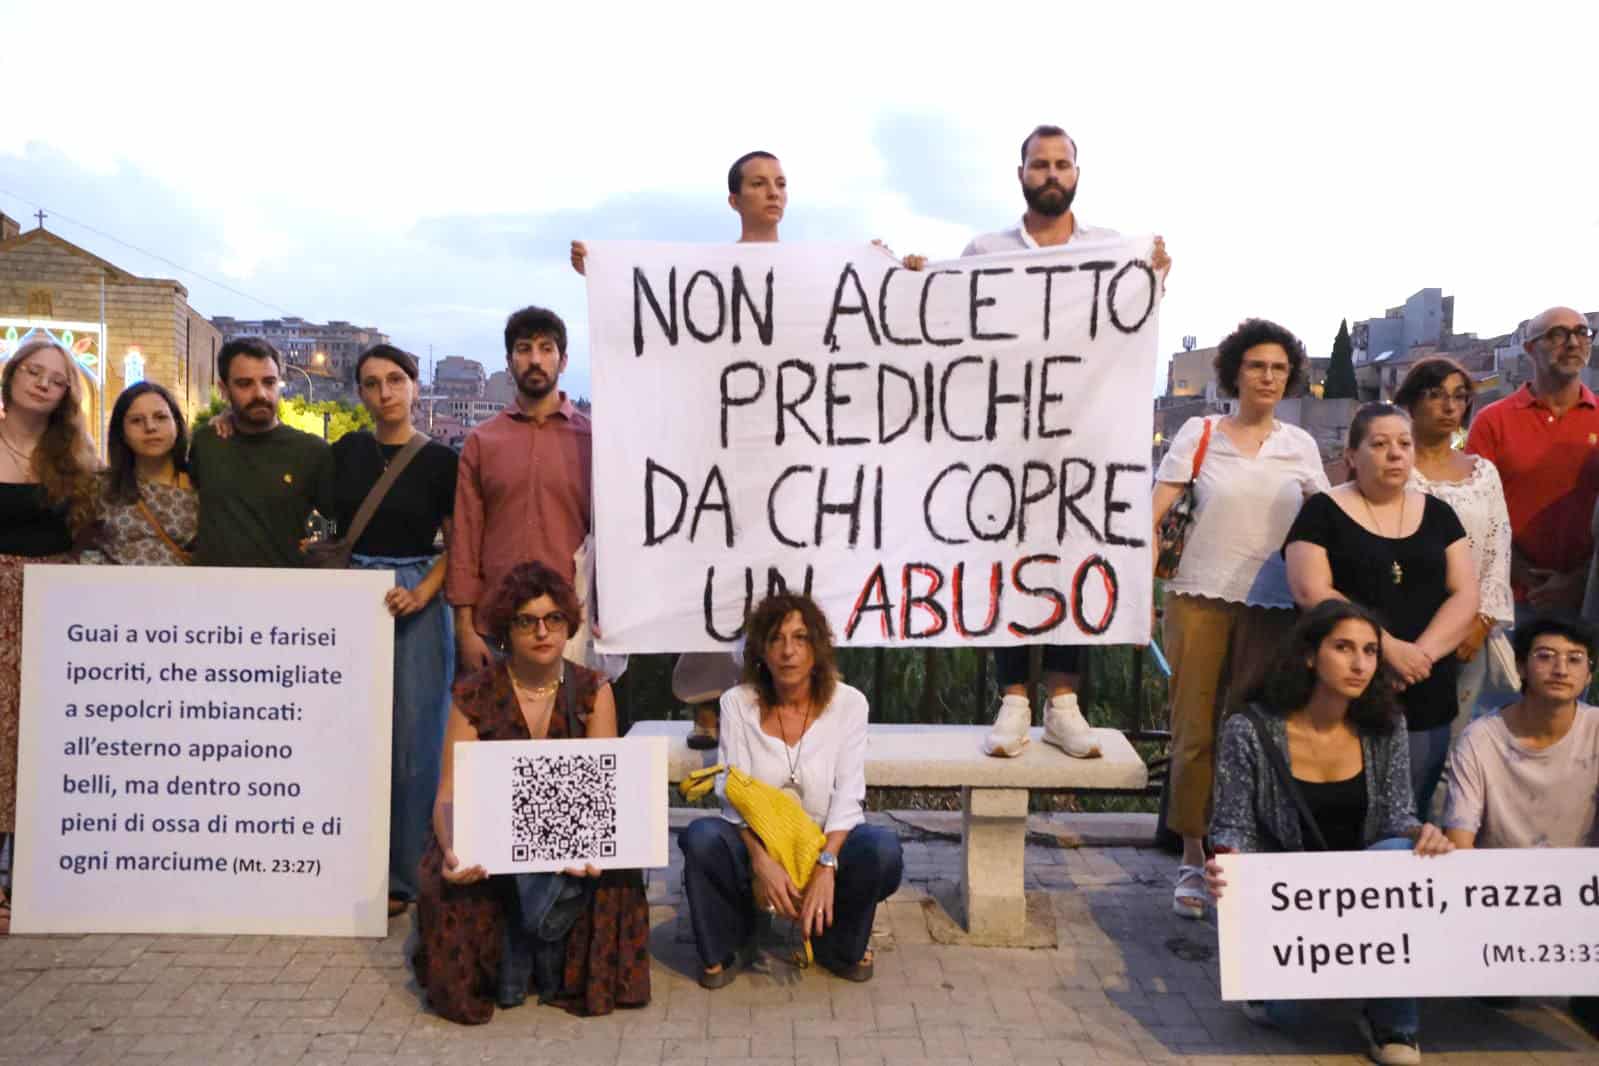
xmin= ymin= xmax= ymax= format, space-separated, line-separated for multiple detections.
xmin=509 ymin=752 xmax=619 ymax=864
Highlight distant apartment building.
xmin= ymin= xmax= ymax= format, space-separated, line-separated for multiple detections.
xmin=485 ymin=369 xmax=515 ymax=406
xmin=432 ymin=355 xmax=487 ymax=397
xmin=210 ymin=315 xmax=388 ymax=399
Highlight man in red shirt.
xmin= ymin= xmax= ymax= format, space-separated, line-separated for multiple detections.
xmin=448 ymin=306 xmax=593 ymax=670
xmin=1466 ymin=305 xmax=1599 ymax=621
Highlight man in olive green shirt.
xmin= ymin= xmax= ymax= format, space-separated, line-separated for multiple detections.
xmin=190 ymin=337 xmax=335 ymax=567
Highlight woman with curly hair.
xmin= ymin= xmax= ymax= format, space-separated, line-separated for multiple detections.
xmin=678 ymin=592 xmax=902 ymax=989
xmin=1151 ymin=318 xmax=1330 ymax=918
xmin=413 ymin=561 xmax=649 ymax=1023
xmin=1204 ymin=599 xmax=1454 ymax=1065
xmin=0 ymin=337 xmax=98 ymax=934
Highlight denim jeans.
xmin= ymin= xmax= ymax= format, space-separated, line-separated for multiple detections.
xmin=679 ymin=818 xmax=902 ymax=973
xmin=352 ymin=554 xmax=454 ymax=901
xmin=1259 ymin=836 xmax=1419 ymax=1036
xmin=1407 ymin=723 xmax=1453 ymax=822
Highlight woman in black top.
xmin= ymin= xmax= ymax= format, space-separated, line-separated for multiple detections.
xmin=0 ymin=337 xmax=98 ymax=934
xmin=1285 ymin=402 xmax=1478 ymax=819
xmin=334 ymin=344 xmax=458 ymax=917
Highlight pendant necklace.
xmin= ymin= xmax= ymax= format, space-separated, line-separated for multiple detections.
xmin=0 ymin=428 xmax=35 ymax=467
xmin=776 ymin=700 xmax=814 ymax=797
xmin=1359 ymin=490 xmax=1407 ymax=585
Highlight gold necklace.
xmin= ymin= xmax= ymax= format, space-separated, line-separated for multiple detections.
xmin=0 ymin=428 xmax=35 ymax=465
xmin=510 ymin=664 xmax=563 ymax=698
xmin=1358 ymin=490 xmax=1407 ymax=585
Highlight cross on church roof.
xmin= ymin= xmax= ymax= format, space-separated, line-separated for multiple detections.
xmin=34 ymin=209 xmax=46 ymax=230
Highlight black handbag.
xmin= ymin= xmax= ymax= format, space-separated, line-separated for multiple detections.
xmin=1153 ymin=418 xmax=1213 ymax=580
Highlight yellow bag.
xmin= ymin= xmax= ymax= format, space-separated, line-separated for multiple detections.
xmin=681 ymin=763 xmax=826 ymax=964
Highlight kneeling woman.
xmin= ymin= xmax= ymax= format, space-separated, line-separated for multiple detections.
xmin=1205 ymin=600 xmax=1452 ymax=1066
xmin=680 ymin=593 xmax=903 ymax=987
xmin=414 ymin=562 xmax=649 ymax=1023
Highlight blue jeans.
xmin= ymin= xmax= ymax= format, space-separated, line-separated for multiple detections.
xmin=352 ymin=554 xmax=454 ymax=901
xmin=1408 ymin=723 xmax=1452 ymax=821
xmin=679 ymin=818 xmax=903 ymax=973
xmin=1258 ymin=837 xmax=1419 ymax=1036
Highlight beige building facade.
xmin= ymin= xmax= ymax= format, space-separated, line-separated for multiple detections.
xmin=0 ymin=214 xmax=219 ymax=450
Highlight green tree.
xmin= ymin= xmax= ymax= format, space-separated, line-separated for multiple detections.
xmin=190 ymin=394 xmax=373 ymax=442
xmin=1324 ymin=318 xmax=1357 ymax=399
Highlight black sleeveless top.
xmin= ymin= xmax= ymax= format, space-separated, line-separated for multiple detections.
xmin=0 ymin=482 xmax=72 ymax=556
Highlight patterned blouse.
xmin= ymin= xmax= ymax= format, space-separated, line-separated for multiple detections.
xmin=88 ymin=476 xmax=198 ymax=566
xmin=1409 ymin=456 xmax=1515 ymax=626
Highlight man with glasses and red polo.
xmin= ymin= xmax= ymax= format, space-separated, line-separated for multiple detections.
xmin=1466 ymin=307 xmax=1599 ymax=624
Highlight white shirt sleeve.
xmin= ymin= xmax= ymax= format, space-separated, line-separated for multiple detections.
xmin=715 ymin=687 xmax=749 ymax=827
xmin=1476 ymin=460 xmax=1516 ymax=626
xmin=1155 ymin=417 xmax=1206 ymax=484
xmin=1442 ymin=724 xmax=1487 ymax=836
xmin=822 ymin=688 xmax=868 ymax=834
xmin=1300 ymin=433 xmax=1332 ymax=495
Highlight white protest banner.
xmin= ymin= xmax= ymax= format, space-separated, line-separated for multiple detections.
xmin=452 ymin=737 xmax=668 ymax=875
xmin=585 ymin=239 xmax=1160 ymax=652
xmin=13 ymin=566 xmax=393 ymax=937
xmin=1216 ymin=848 xmax=1599 ymax=1000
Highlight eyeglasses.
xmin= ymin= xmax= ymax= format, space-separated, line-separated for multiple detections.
xmin=1241 ymin=360 xmax=1291 ymax=379
xmin=1530 ymin=324 xmax=1595 ymax=347
xmin=1420 ymin=387 xmax=1472 ymax=406
xmin=19 ymin=362 xmax=70 ymax=391
xmin=511 ymin=611 xmax=570 ymax=635
xmin=1528 ymin=648 xmax=1592 ymax=670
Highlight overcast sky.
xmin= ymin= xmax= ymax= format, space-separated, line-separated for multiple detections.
xmin=3 ymin=2 xmax=1594 ymax=398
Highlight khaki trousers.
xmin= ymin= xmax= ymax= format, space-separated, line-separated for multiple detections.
xmin=1163 ymin=594 xmax=1289 ymax=839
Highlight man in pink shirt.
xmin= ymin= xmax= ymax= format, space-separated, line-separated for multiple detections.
xmin=448 ymin=306 xmax=592 ymax=670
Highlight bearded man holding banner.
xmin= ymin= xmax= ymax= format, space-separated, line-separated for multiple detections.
xmin=965 ymin=124 xmax=1171 ymax=761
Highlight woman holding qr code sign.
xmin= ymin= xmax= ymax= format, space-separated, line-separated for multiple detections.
xmin=413 ymin=562 xmax=649 ymax=1023
xmin=678 ymin=593 xmax=904 ymax=989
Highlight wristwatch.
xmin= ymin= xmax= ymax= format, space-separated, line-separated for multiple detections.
xmin=816 ymin=851 xmax=839 ymax=871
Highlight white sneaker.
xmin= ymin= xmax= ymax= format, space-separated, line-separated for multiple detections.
xmin=982 ymin=694 xmax=1032 ymax=757
xmin=1042 ymin=693 xmax=1101 ymax=759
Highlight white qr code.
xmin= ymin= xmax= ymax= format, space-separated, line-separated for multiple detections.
xmin=509 ymin=752 xmax=619 ymax=864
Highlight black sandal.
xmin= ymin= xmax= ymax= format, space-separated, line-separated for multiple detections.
xmin=699 ymin=955 xmax=739 ymax=990
xmin=822 ymin=949 xmax=874 ymax=983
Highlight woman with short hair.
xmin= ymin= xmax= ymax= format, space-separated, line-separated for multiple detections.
xmin=0 ymin=338 xmax=98 ymax=934
xmin=1205 ymin=599 xmax=1453 ymax=1065
xmin=414 ymin=561 xmax=649 ymax=1023
xmin=679 ymin=592 xmax=902 ymax=988
xmin=1152 ymin=318 xmax=1329 ymax=918
xmin=1285 ymin=403 xmax=1479 ymax=818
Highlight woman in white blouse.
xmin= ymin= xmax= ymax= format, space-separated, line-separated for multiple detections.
xmin=1394 ymin=357 xmax=1516 ymax=733
xmin=678 ymin=593 xmax=901 ymax=989
xmin=1151 ymin=319 xmax=1330 ymax=919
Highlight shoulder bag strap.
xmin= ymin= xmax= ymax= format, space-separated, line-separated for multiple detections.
xmin=559 ymin=668 xmax=583 ymax=738
xmin=1190 ymin=417 xmax=1214 ymax=482
xmin=342 ymin=433 xmax=429 ymax=550
xmin=1238 ymin=706 xmax=1329 ymax=852
xmin=134 ymin=496 xmax=194 ymax=565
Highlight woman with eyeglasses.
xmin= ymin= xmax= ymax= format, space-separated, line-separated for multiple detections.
xmin=1394 ymin=358 xmax=1515 ymax=743
xmin=82 ymin=383 xmax=197 ymax=565
xmin=414 ymin=562 xmax=648 ymax=1023
xmin=0 ymin=338 xmax=98 ymax=935
xmin=1151 ymin=318 xmax=1329 ymax=919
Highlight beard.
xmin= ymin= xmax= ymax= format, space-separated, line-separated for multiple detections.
xmin=233 ymin=399 xmax=276 ymax=426
xmin=1023 ymin=178 xmax=1077 ymax=218
xmin=516 ymin=369 xmax=556 ymax=401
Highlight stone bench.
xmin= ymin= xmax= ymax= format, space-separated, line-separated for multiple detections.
xmin=626 ymin=720 xmax=1148 ymax=944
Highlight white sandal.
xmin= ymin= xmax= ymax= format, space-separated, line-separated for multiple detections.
xmin=1173 ymin=864 xmax=1207 ymax=919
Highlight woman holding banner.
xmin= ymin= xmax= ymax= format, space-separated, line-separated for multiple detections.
xmin=414 ymin=561 xmax=649 ymax=1023
xmin=678 ymin=592 xmax=902 ymax=989
xmin=1205 ymin=599 xmax=1453 ymax=1065
xmin=1284 ymin=403 xmax=1479 ymax=819
xmin=80 ymin=382 xmax=197 ymax=565
xmin=0 ymin=337 xmax=98 ymax=935
xmin=1152 ymin=318 xmax=1328 ymax=919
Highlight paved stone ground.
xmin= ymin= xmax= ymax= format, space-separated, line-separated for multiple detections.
xmin=2 ymin=815 xmax=1595 ymax=1065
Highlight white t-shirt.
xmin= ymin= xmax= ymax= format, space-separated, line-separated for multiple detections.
xmin=1154 ymin=416 xmax=1330 ymax=608
xmin=961 ymin=218 xmax=1120 ymax=257
xmin=1444 ymin=703 xmax=1599 ymax=849
xmin=715 ymin=682 xmax=868 ymax=835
